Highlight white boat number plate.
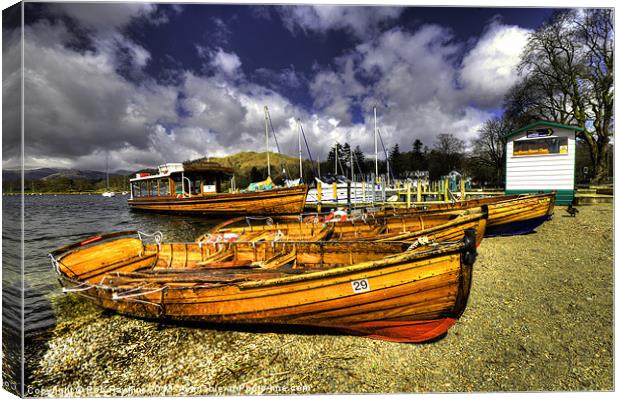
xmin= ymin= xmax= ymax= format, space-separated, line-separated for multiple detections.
xmin=351 ymin=279 xmax=370 ymax=293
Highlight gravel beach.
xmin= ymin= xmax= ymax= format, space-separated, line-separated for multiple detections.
xmin=27 ymin=203 xmax=614 ymax=395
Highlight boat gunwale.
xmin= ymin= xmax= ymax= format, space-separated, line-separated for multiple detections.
xmin=51 ymin=233 xmax=472 ymax=293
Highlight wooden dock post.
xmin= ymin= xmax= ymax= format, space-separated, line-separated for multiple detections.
xmin=406 ymin=181 xmax=411 ymax=208
xmin=417 ymin=180 xmax=422 ymax=202
xmin=361 ymin=181 xmax=366 ymax=202
xmin=460 ymin=178 xmax=465 ymax=200
xmin=332 ymin=182 xmax=338 ymax=204
xmin=347 ymin=181 xmax=351 ymax=208
xmin=371 ymin=174 xmax=376 ymax=204
xmin=381 ymin=176 xmax=386 ymax=202
xmin=444 ymin=177 xmax=449 ymax=202
xmin=317 ymin=181 xmax=322 ymax=212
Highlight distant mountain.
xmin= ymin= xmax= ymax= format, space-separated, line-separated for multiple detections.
xmin=207 ymin=151 xmax=304 ymax=176
xmin=2 ymin=152 xmax=303 ymax=184
xmin=2 ymin=167 xmax=131 ymax=182
xmin=41 ymin=169 xmax=103 ymax=181
xmin=113 ymin=169 xmax=135 ymax=176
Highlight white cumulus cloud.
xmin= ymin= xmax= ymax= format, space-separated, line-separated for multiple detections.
xmin=460 ymin=22 xmax=531 ymax=108
xmin=278 ymin=5 xmax=403 ymax=38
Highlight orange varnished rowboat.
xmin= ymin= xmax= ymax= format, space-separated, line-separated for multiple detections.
xmin=374 ymin=193 xmax=555 ymax=237
xmin=199 ymin=207 xmax=488 ymax=247
xmin=50 ymin=230 xmax=478 ymax=342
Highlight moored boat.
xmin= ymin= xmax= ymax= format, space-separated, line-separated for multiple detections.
xmin=127 ymin=161 xmax=308 ymax=216
xmin=200 ymin=207 xmax=488 ymax=247
xmin=51 ymin=229 xmax=478 ymax=342
xmin=376 ymin=193 xmax=555 ymax=237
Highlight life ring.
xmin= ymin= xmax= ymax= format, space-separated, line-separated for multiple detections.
xmin=325 ymin=210 xmax=347 ymax=223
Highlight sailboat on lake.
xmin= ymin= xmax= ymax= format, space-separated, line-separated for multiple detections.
xmin=102 ymin=153 xmax=115 ymax=197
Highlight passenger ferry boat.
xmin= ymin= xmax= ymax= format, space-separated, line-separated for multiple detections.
xmin=127 ymin=162 xmax=308 ymax=216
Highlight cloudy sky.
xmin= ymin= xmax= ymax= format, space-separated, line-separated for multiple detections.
xmin=3 ymin=1 xmax=569 ymax=171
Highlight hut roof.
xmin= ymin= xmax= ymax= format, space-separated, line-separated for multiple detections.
xmin=504 ymin=120 xmax=584 ymax=140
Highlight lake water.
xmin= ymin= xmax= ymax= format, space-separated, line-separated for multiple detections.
xmin=3 ymin=194 xmax=221 ymax=336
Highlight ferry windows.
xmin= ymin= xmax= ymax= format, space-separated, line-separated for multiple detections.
xmin=173 ymin=177 xmax=183 ymax=195
xmin=160 ymin=180 xmax=170 ymax=196
xmin=131 ymin=182 xmax=140 ymax=197
xmin=139 ymin=181 xmax=147 ymax=197
xmin=191 ymin=178 xmax=201 ymax=195
xmin=203 ymin=177 xmax=217 ymax=193
xmin=513 ymin=137 xmax=568 ymax=156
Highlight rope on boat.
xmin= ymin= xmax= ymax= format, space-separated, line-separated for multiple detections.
xmin=406 ymin=236 xmax=430 ymax=251
xmin=62 ymin=281 xmax=95 ymax=293
xmin=49 ymin=254 xmax=61 ymax=275
xmin=137 ymin=231 xmax=163 ymax=247
xmin=112 ymin=286 xmax=168 ymax=300
xmin=245 ymin=216 xmax=274 ymax=227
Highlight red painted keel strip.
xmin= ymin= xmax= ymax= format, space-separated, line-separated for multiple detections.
xmin=336 ymin=318 xmax=457 ymax=343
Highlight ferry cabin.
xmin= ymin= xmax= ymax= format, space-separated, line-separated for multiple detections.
xmin=129 ymin=162 xmax=234 ymax=199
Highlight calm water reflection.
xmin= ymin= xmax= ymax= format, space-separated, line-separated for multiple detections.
xmin=4 ymin=194 xmax=220 ymax=337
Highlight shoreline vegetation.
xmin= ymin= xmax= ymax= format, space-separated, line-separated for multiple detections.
xmin=26 ymin=203 xmax=613 ymax=395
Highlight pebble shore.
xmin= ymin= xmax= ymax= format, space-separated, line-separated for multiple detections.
xmin=28 ymin=203 xmax=613 ymax=395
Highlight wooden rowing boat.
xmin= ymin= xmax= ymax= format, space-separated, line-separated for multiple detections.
xmin=375 ymin=193 xmax=555 ymax=237
xmin=127 ymin=162 xmax=308 ymax=216
xmin=199 ymin=208 xmax=488 ymax=247
xmin=294 ymin=193 xmax=554 ymax=237
xmin=51 ymin=229 xmax=478 ymax=342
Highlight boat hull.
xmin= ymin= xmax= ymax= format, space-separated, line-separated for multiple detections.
xmin=485 ymin=193 xmax=555 ymax=237
xmin=374 ymin=193 xmax=555 ymax=237
xmin=485 ymin=215 xmax=551 ymax=237
xmin=204 ymin=209 xmax=488 ymax=247
xmin=127 ymin=185 xmax=308 ymax=216
xmin=52 ymin=231 xmax=477 ymax=342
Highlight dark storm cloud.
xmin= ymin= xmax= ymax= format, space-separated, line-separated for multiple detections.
xmin=6 ymin=2 xmax=538 ymax=171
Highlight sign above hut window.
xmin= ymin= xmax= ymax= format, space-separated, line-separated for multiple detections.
xmin=513 ymin=136 xmax=568 ymax=156
xmin=526 ymin=128 xmax=554 ymax=138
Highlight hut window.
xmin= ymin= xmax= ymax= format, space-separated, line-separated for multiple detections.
xmin=513 ymin=137 xmax=568 ymax=156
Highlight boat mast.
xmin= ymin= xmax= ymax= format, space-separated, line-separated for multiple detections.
xmin=334 ymin=144 xmax=338 ymax=175
xmin=105 ymin=153 xmax=110 ymax=190
xmin=374 ymin=106 xmax=378 ymax=183
xmin=264 ymin=106 xmax=271 ymax=177
xmin=350 ymin=144 xmax=354 ymax=181
xmin=297 ymin=119 xmax=303 ymax=181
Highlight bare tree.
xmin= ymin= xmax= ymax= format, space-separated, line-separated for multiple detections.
xmin=470 ymin=117 xmax=512 ymax=185
xmin=428 ymin=133 xmax=465 ymax=178
xmin=505 ymin=9 xmax=613 ymax=182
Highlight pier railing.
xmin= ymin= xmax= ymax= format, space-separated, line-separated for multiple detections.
xmin=305 ymin=177 xmax=504 ymax=212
